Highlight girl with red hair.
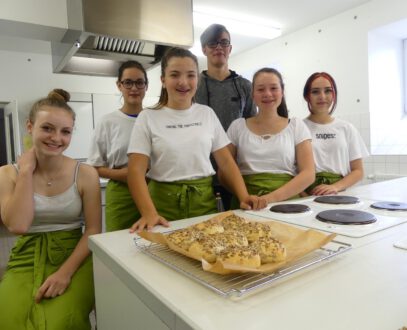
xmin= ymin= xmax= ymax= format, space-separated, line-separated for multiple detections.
xmin=303 ymin=72 xmax=369 ymax=195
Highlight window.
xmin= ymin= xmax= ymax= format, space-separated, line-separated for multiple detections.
xmin=368 ymin=18 xmax=407 ymax=155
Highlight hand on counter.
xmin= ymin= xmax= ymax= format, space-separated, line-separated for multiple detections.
xmin=129 ymin=214 xmax=170 ymax=233
xmin=310 ymin=184 xmax=339 ymax=196
xmin=240 ymin=195 xmax=268 ymax=210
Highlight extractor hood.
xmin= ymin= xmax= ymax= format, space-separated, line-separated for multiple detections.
xmin=51 ymin=0 xmax=194 ymax=76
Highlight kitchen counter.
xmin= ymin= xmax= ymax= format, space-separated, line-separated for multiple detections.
xmin=89 ymin=178 xmax=407 ymax=330
xmin=99 ymin=178 xmax=108 ymax=188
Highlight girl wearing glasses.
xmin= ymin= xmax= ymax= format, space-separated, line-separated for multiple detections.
xmin=225 ymin=68 xmax=315 ymax=205
xmin=0 ymin=89 xmax=101 ymax=329
xmin=87 ymin=61 xmax=148 ymax=231
xmin=127 ymin=47 xmax=265 ymax=232
xmin=302 ymin=72 xmax=368 ymax=195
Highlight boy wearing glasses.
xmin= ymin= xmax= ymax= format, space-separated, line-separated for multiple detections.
xmin=195 ymin=24 xmax=257 ymax=210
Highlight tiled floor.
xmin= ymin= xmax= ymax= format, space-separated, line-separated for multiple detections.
xmin=0 ymin=225 xmax=96 ymax=329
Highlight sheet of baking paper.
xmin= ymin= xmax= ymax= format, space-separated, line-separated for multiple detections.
xmin=138 ymin=211 xmax=336 ymax=275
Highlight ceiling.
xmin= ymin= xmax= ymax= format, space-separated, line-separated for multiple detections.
xmin=0 ymin=0 xmax=372 ymax=64
xmin=192 ymin=0 xmax=371 ymax=61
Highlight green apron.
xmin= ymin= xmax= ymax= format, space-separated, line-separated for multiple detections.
xmin=105 ymin=180 xmax=141 ymax=231
xmin=305 ymin=171 xmax=343 ymax=194
xmin=0 ymin=228 xmax=94 ymax=330
xmin=148 ymin=176 xmax=217 ymax=221
xmin=231 ymin=173 xmax=295 ymax=209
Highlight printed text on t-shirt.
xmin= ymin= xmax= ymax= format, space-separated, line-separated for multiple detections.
xmin=165 ymin=122 xmax=202 ymax=129
xmin=315 ymin=133 xmax=336 ymax=139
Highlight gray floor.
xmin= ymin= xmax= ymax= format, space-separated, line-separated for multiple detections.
xmin=0 ymin=224 xmax=96 ymax=329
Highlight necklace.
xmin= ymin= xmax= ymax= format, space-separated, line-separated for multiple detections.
xmin=43 ymin=173 xmax=57 ymax=187
xmin=40 ymin=159 xmax=64 ymax=187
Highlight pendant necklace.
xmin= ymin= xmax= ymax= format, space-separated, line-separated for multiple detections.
xmin=44 ymin=173 xmax=57 ymax=187
xmin=43 ymin=160 xmax=64 ymax=187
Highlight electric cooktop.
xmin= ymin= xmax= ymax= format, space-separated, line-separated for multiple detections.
xmin=245 ymin=196 xmax=407 ymax=238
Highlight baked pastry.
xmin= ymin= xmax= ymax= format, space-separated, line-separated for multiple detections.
xmin=217 ymin=246 xmax=261 ymax=268
xmin=250 ymin=237 xmax=286 ymax=263
xmin=212 ymin=231 xmax=249 ymax=248
xmin=166 ymin=228 xmax=203 ymax=250
xmin=221 ymin=214 xmax=248 ymax=231
xmin=192 ymin=219 xmax=224 ymax=234
xmin=243 ymin=221 xmax=273 ymax=243
xmin=188 ymin=238 xmax=224 ymax=263
xmin=187 ymin=231 xmax=249 ymax=262
xmin=164 ymin=214 xmax=286 ymax=268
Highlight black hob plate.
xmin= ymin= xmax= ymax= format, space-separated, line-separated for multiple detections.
xmin=314 ymin=195 xmax=360 ymax=205
xmin=270 ymin=204 xmax=311 ymax=214
xmin=370 ymin=201 xmax=407 ymax=211
xmin=316 ymin=209 xmax=377 ymax=225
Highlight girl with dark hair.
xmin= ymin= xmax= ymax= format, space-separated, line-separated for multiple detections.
xmin=87 ymin=60 xmax=148 ymax=231
xmin=303 ymin=72 xmax=368 ymax=195
xmin=226 ymin=68 xmax=315 ymax=205
xmin=0 ymin=89 xmax=101 ymax=329
xmin=127 ymin=47 xmax=265 ymax=232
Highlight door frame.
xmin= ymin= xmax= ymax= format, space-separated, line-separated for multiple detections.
xmin=3 ymin=100 xmax=21 ymax=164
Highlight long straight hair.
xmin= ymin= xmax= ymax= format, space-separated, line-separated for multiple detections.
xmin=117 ymin=60 xmax=148 ymax=85
xmin=303 ymin=72 xmax=338 ymax=114
xmin=151 ymin=47 xmax=199 ymax=110
xmin=252 ymin=67 xmax=289 ymax=118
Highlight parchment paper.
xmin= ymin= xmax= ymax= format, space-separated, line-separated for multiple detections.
xmin=138 ymin=211 xmax=336 ymax=275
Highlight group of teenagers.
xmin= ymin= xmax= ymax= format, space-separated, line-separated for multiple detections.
xmin=0 ymin=24 xmax=368 ymax=329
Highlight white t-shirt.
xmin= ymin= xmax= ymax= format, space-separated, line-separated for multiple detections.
xmin=87 ymin=110 xmax=137 ymax=168
xmin=127 ymin=103 xmax=230 ymax=182
xmin=304 ymin=117 xmax=369 ymax=176
xmin=227 ymin=117 xmax=312 ymax=175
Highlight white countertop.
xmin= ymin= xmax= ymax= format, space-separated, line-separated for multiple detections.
xmin=89 ymin=178 xmax=407 ymax=330
xmin=99 ymin=178 xmax=108 ymax=188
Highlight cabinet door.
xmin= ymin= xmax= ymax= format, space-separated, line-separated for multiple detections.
xmin=64 ymin=101 xmax=93 ymax=160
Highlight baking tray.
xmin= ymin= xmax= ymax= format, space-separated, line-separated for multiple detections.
xmin=134 ymin=236 xmax=351 ymax=298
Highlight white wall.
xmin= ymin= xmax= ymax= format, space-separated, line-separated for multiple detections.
xmin=229 ymin=0 xmax=407 ymax=177
xmin=0 ymin=45 xmax=161 ymax=157
xmin=0 ymin=0 xmax=163 ymax=118
xmin=0 ymin=0 xmax=67 ymax=27
xmin=2 ymin=0 xmax=407 ymax=176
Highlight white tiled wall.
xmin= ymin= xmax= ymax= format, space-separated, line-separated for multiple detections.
xmin=338 ymin=112 xmax=407 ymax=184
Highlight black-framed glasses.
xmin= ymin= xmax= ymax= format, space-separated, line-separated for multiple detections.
xmin=120 ymin=79 xmax=147 ymax=89
xmin=206 ymin=39 xmax=231 ymax=49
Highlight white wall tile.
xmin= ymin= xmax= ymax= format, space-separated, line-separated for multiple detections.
xmin=385 ymin=162 xmax=400 ymax=174
xmin=373 ymin=162 xmax=386 ymax=173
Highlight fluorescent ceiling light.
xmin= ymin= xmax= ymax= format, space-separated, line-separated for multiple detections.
xmin=193 ymin=7 xmax=282 ymax=40
xmin=189 ymin=41 xmax=205 ymax=57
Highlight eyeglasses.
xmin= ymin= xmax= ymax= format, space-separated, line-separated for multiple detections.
xmin=120 ymin=79 xmax=147 ymax=89
xmin=206 ymin=39 xmax=231 ymax=49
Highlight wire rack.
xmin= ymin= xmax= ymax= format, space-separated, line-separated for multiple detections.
xmin=134 ymin=237 xmax=351 ymax=298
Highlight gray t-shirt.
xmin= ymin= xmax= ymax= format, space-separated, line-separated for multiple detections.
xmin=195 ymin=70 xmax=257 ymax=131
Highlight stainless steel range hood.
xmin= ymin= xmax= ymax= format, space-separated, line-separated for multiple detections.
xmin=52 ymin=0 xmax=193 ymax=76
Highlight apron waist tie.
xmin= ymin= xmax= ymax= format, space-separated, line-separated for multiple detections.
xmin=178 ymin=184 xmax=203 ymax=219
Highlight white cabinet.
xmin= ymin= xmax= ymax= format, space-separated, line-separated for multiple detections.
xmin=92 ymin=93 xmax=122 ymax=128
xmin=63 ymin=93 xmax=121 ymax=160
xmin=64 ymin=100 xmax=93 ymax=160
